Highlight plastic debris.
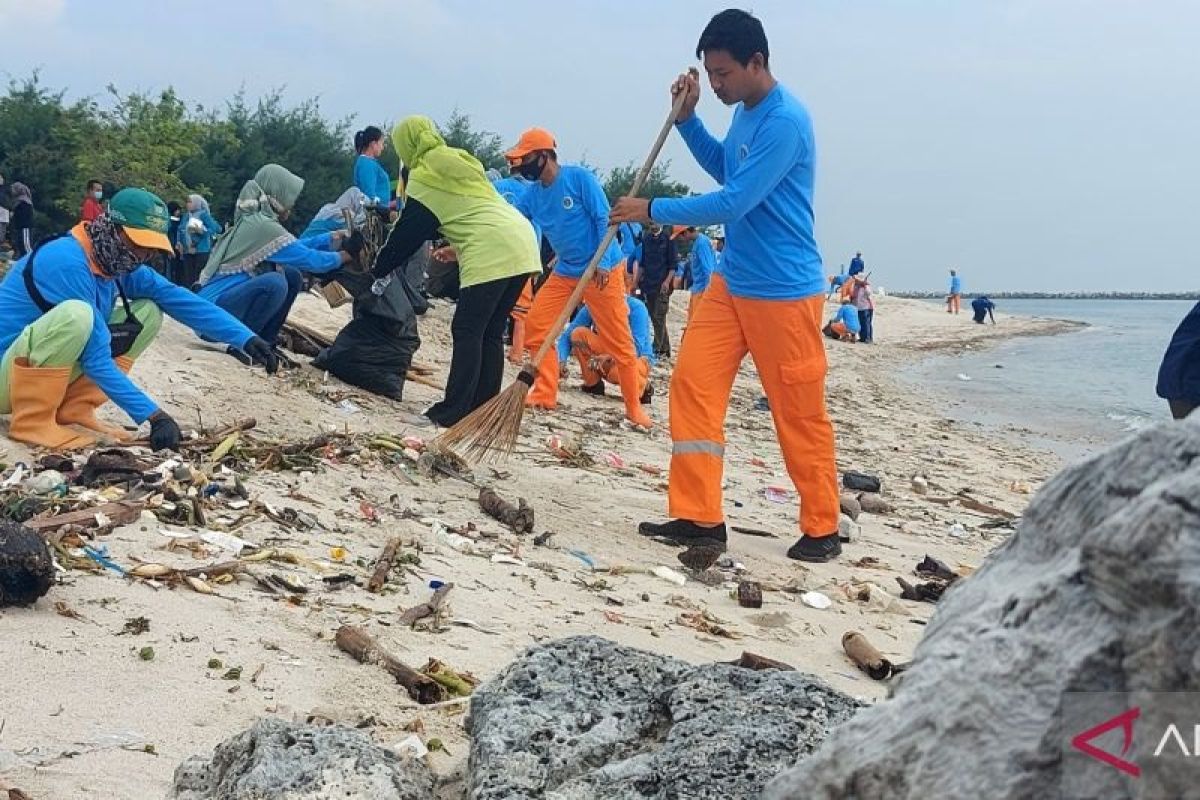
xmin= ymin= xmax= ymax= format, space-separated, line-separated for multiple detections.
xmin=652 ymin=566 xmax=687 ymax=586
xmin=394 ymin=734 xmax=429 ymax=759
xmin=800 ymin=591 xmax=832 ymax=610
xmin=567 ymin=549 xmax=596 ymax=570
xmin=24 ymin=470 xmax=67 ymax=495
xmin=603 ymin=452 xmax=626 ymax=468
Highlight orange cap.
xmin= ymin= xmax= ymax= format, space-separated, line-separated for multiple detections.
xmin=506 ymin=127 xmax=557 ymax=161
xmin=671 ymin=225 xmax=694 ymax=239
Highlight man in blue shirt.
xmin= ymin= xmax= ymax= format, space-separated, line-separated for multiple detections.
xmin=557 ymin=295 xmax=655 ymax=404
xmin=948 ymin=269 xmax=962 ymax=314
xmin=0 ymin=188 xmax=274 ymax=451
xmin=848 ymin=252 xmax=865 ymax=276
xmin=611 ymin=9 xmax=841 ymax=562
xmin=971 ymin=295 xmax=995 ymax=325
xmin=824 ymin=299 xmax=861 ymax=342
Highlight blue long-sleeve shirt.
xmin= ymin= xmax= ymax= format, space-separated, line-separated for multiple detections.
xmin=836 ymin=303 xmax=861 ymax=334
xmin=354 ymin=155 xmax=392 ymax=208
xmin=515 ymin=165 xmax=624 ymax=278
xmin=199 ymin=233 xmax=342 ymax=304
xmin=0 ymin=234 xmax=255 ymax=422
xmin=650 ymin=84 xmax=824 ymax=301
xmin=492 ymin=176 xmax=542 ymax=245
xmin=557 ymin=296 xmax=654 ymax=365
xmin=177 ymin=210 xmax=221 ymax=255
xmin=678 ymin=233 xmax=716 ymax=294
xmin=849 ymin=256 xmax=864 ymax=276
xmin=949 ymin=275 xmax=963 ymax=294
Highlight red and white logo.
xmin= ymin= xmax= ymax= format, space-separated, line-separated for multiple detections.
xmin=1071 ymin=707 xmax=1141 ymax=778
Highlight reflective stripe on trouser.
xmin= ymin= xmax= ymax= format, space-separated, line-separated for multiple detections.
xmin=0 ymin=299 xmax=163 ymax=413
xmin=524 ymin=265 xmax=642 ymax=415
xmin=570 ymin=327 xmax=649 ymax=394
xmin=667 ymin=274 xmax=839 ymax=535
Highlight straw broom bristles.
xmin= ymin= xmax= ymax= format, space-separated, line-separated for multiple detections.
xmin=433 ymin=80 xmax=692 ymax=463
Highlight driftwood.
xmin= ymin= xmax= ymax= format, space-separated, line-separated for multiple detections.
xmin=399 ymin=583 xmax=453 ymax=627
xmin=955 ymin=491 xmax=1017 ymax=520
xmin=729 ymin=651 xmax=794 ymax=671
xmin=335 ymin=625 xmax=444 ymax=704
xmin=842 ymin=631 xmax=894 ymax=680
xmin=115 ymin=417 xmax=258 ymax=450
xmin=25 ymin=500 xmax=144 ymax=532
xmin=478 ymin=488 xmax=534 ymax=534
xmin=367 ymin=537 xmax=403 ymax=593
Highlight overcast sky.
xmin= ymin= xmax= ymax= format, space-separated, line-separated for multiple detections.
xmin=2 ymin=0 xmax=1195 ymax=292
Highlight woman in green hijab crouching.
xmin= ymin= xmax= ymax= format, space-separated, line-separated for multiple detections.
xmin=372 ymin=116 xmax=541 ymax=427
xmin=198 ymin=164 xmax=364 ymax=364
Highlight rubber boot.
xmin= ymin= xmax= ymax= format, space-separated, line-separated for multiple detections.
xmin=7 ymin=358 xmax=96 ymax=450
xmin=56 ymin=356 xmax=134 ymax=440
xmin=617 ymin=362 xmax=653 ymax=428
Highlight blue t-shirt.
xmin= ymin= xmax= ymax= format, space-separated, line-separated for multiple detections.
xmin=849 ymin=256 xmax=864 ymax=276
xmin=200 ymin=233 xmax=342 ymax=303
xmin=0 ymin=235 xmax=254 ymax=422
xmin=651 ymin=84 xmax=824 ymax=301
xmin=686 ymin=233 xmax=717 ymax=294
xmin=177 ymin=210 xmax=221 ymax=255
xmin=557 ymin=296 xmax=654 ymax=365
xmin=836 ymin=304 xmax=861 ymax=333
xmin=354 ymin=155 xmax=392 ymax=208
xmin=515 ymin=164 xmax=624 ymax=278
xmin=950 ymin=275 xmax=962 ymax=294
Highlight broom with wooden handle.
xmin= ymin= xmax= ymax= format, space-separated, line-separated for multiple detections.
xmin=435 ymin=81 xmax=692 ymax=462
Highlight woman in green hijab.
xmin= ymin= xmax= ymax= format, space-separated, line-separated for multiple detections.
xmin=198 ymin=164 xmax=363 ymax=364
xmin=372 ymin=116 xmax=541 ymax=427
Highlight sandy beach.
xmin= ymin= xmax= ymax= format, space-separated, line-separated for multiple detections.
xmin=0 ymin=291 xmax=1079 ymax=798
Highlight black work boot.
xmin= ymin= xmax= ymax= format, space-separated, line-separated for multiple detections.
xmin=640 ymin=382 xmax=654 ymax=405
xmin=581 ymin=381 xmax=606 ymax=397
xmin=639 ymin=519 xmax=727 ymax=547
xmin=786 ymin=534 xmax=842 ymax=563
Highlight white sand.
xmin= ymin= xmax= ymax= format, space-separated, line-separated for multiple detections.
xmin=0 ymin=291 xmax=1076 ymax=798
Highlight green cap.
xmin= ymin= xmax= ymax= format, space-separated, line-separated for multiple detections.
xmin=108 ymin=188 xmax=173 ymax=252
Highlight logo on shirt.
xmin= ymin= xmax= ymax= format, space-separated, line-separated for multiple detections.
xmin=738 ymin=143 xmax=750 ymax=162
xmin=562 ymin=196 xmax=575 ymax=211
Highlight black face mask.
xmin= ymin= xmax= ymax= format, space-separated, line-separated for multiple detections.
xmin=516 ymin=155 xmax=544 ymax=182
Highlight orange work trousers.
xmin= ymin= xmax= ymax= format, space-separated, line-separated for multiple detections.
xmin=668 ymin=274 xmax=839 ymax=536
xmin=570 ymin=327 xmax=649 ymax=395
xmin=523 ymin=266 xmax=642 ymax=415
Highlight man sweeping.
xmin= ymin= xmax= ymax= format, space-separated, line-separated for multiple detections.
xmin=507 ymin=128 xmax=652 ymax=429
xmin=611 ymin=8 xmax=841 ymax=562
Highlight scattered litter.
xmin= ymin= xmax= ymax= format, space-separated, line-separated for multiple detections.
xmin=434 ymin=521 xmax=480 ymax=555
xmin=843 ymin=471 xmax=882 ymax=493
xmin=199 ymin=530 xmax=253 ymax=556
xmin=329 ymin=547 xmax=348 ymax=562
xmin=800 ymin=591 xmax=832 ymax=610
xmin=956 ymin=373 xmax=972 ymax=382
xmin=652 ymin=566 xmax=687 ymax=586
xmin=678 ymin=610 xmax=740 ymax=639
xmin=602 ymin=452 xmax=626 ymax=469
xmin=337 ymin=399 xmax=361 ymax=415
xmin=843 ymin=631 xmax=895 ymax=680
xmin=478 ymin=487 xmax=534 ymax=534
xmin=764 ymin=486 xmax=791 ymax=504
xmin=737 ymin=581 xmax=763 ymax=609
xmin=450 ymin=618 xmax=501 ymax=636
xmin=677 ymin=542 xmax=724 ymax=572
xmin=911 ymin=476 xmax=929 ymax=495
xmin=491 ymin=554 xmax=526 ymax=567
xmin=636 ymin=464 xmax=662 ymax=476
xmin=24 ymin=470 xmax=67 ymax=495
xmin=838 ymin=514 xmax=861 ymax=543
xmin=567 ymin=549 xmax=596 ymax=570
xmin=947 ymin=522 xmax=969 ymax=539
xmin=394 ymin=734 xmax=429 ymax=759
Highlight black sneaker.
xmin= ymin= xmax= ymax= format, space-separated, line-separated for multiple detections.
xmin=226 ymin=346 xmax=254 ymax=366
xmin=640 ymin=383 xmax=654 ymax=405
xmin=581 ymin=382 xmax=606 ymax=397
xmin=638 ymin=519 xmax=727 ymax=546
xmin=786 ymin=534 xmax=842 ymax=563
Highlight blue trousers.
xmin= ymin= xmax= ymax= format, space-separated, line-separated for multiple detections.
xmin=213 ymin=267 xmax=303 ymax=344
xmin=857 ymin=309 xmax=874 ymax=343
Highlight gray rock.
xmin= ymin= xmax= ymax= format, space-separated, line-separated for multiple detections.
xmin=466 ymin=635 xmax=861 ymax=799
xmin=171 ymin=717 xmax=433 ymax=800
xmin=766 ymin=418 xmax=1200 ymax=799
xmin=840 ymin=492 xmax=862 ymax=521
xmin=856 ymin=492 xmax=893 ymax=515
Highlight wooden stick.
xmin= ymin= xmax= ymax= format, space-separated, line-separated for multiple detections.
xmin=26 ymin=500 xmax=144 ymax=532
xmin=524 ymin=87 xmax=691 ymax=372
xmin=335 ymin=624 xmax=444 ymax=704
xmin=367 ymin=537 xmax=403 ymax=593
xmin=405 ymin=371 xmax=444 ymax=391
xmin=399 ymin=583 xmax=453 ymax=626
xmin=730 ymin=651 xmax=794 ymax=671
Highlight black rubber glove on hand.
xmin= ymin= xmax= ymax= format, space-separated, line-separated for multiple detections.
xmin=243 ymin=336 xmax=279 ymax=374
xmin=342 ymin=231 xmax=365 ymax=260
xmin=148 ymin=411 xmax=181 ymax=452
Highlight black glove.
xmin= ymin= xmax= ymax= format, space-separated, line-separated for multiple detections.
xmin=342 ymin=231 xmax=365 ymax=260
xmin=148 ymin=411 xmax=181 ymax=452
xmin=243 ymin=336 xmax=279 ymax=375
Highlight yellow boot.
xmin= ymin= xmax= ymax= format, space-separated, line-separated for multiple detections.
xmin=7 ymin=358 xmax=95 ymax=450
xmin=56 ymin=356 xmax=133 ymax=440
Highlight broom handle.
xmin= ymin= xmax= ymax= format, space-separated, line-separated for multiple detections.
xmin=525 ymin=87 xmax=691 ymax=371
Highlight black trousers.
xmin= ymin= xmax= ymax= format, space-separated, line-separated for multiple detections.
xmin=641 ymin=288 xmax=672 ymax=356
xmin=426 ymin=273 xmax=529 ymax=427
xmin=176 ymin=252 xmax=209 ymax=290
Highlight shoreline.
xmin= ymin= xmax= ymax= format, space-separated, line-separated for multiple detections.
xmin=0 ymin=293 xmax=1077 ymax=798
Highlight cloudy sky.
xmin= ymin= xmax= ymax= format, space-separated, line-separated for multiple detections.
xmin=2 ymin=0 xmax=1195 ymax=292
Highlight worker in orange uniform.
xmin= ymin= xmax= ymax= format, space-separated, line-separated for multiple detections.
xmin=611 ymin=9 xmax=841 ymax=561
xmin=507 ymin=128 xmax=652 ymax=429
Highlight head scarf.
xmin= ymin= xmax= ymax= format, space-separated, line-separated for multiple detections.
xmin=311 ymin=187 xmax=367 ymax=228
xmin=11 ymin=182 xmax=32 ymax=206
xmin=85 ymin=215 xmax=146 ymax=276
xmin=391 ymin=116 xmax=496 ymax=200
xmin=187 ymin=193 xmax=210 ymax=214
xmin=200 ymin=164 xmax=304 ymax=284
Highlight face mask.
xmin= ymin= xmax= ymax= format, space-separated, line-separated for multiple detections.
xmin=516 ymin=155 xmax=544 ymax=182
xmin=93 ymin=191 xmax=103 ymax=200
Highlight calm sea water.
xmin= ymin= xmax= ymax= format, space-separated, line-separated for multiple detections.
xmin=902 ymin=299 xmax=1195 ymax=460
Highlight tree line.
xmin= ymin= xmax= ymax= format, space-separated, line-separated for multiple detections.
xmin=0 ymin=74 xmax=691 ymax=237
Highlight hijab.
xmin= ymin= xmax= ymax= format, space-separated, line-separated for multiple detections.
xmin=200 ymin=164 xmax=304 ymax=283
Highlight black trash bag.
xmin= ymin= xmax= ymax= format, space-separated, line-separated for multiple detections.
xmin=842 ymin=471 xmax=882 ymax=493
xmin=424 ymin=255 xmax=459 ymax=300
xmin=313 ymin=269 xmax=422 ymax=400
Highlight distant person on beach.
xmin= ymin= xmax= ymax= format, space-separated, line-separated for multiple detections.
xmin=947 ymin=269 xmax=962 ymax=314
xmin=1155 ymin=302 xmax=1200 ymax=420
xmin=81 ymin=180 xmax=104 ymax=223
xmin=8 ymin=182 xmax=34 ymax=258
xmin=971 ymin=295 xmax=996 ymax=324
xmin=848 ymin=251 xmax=864 ymax=276
xmin=828 ymin=264 xmax=847 ymax=299
xmin=352 ymin=126 xmax=393 ymax=212
xmin=824 ymin=298 xmax=860 ymax=342
xmin=851 ymin=275 xmax=875 ymax=342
